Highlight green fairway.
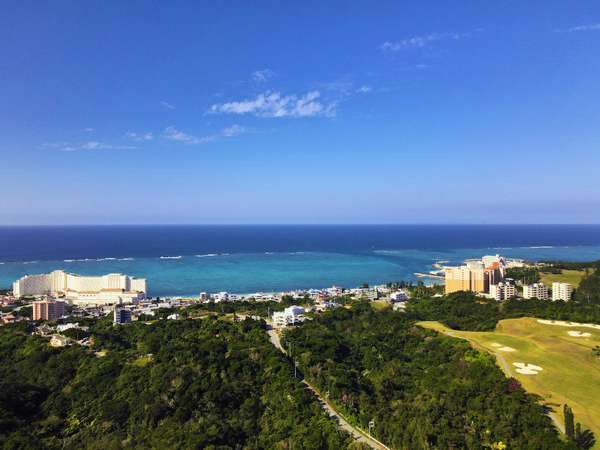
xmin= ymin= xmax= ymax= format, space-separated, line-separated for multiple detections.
xmin=419 ymin=317 xmax=600 ymax=446
xmin=540 ymin=269 xmax=588 ymax=288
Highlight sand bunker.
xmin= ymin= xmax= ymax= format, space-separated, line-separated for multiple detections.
xmin=537 ymin=319 xmax=600 ymax=330
xmin=491 ymin=343 xmax=502 ymax=347
xmin=568 ymin=331 xmax=592 ymax=337
xmin=498 ymin=346 xmax=516 ymax=352
xmin=513 ymin=362 xmax=543 ymax=375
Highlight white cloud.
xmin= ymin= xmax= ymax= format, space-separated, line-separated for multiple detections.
xmin=221 ymin=124 xmax=246 ymax=137
xmin=44 ymin=141 xmax=136 ymax=152
xmin=380 ymin=32 xmax=465 ymax=52
xmin=163 ymin=125 xmax=246 ymax=145
xmin=252 ymin=69 xmax=274 ymax=82
xmin=356 ymin=85 xmax=372 ymax=93
xmin=557 ymin=23 xmax=600 ymax=33
xmin=83 ymin=127 xmax=94 ymax=132
xmin=209 ymin=91 xmax=336 ymax=118
xmin=126 ymin=131 xmax=154 ymax=142
xmin=160 ymin=101 xmax=176 ymax=110
xmin=163 ymin=126 xmax=209 ymax=144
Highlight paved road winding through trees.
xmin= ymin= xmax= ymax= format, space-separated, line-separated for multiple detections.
xmin=266 ymin=326 xmax=390 ymax=450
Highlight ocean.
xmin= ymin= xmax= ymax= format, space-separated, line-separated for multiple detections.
xmin=2 ymin=225 xmax=600 ymax=296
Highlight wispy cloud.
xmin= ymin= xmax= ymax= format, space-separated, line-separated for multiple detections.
xmin=82 ymin=127 xmax=94 ymax=132
xmin=556 ymin=23 xmax=600 ymax=33
xmin=160 ymin=100 xmax=176 ymax=110
xmin=125 ymin=131 xmax=154 ymax=142
xmin=163 ymin=125 xmax=246 ymax=145
xmin=43 ymin=141 xmax=136 ymax=152
xmin=380 ymin=32 xmax=467 ymax=52
xmin=316 ymin=79 xmax=375 ymax=97
xmin=209 ymin=91 xmax=336 ymax=118
xmin=221 ymin=124 xmax=246 ymax=137
xmin=163 ymin=127 xmax=209 ymax=144
xmin=252 ymin=69 xmax=274 ymax=82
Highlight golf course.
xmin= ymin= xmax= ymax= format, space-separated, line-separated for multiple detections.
xmin=540 ymin=269 xmax=589 ymax=288
xmin=419 ymin=317 xmax=600 ymax=446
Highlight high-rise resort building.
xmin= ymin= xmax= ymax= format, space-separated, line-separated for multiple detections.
xmin=444 ymin=255 xmax=506 ymax=295
xmin=13 ymin=270 xmax=146 ymax=305
xmin=33 ymin=299 xmax=65 ymax=321
xmin=523 ymin=283 xmax=549 ymax=300
xmin=552 ymin=282 xmax=573 ymax=301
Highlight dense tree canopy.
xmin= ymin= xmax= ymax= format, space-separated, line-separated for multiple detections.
xmin=408 ymin=291 xmax=600 ymax=331
xmin=0 ymin=317 xmax=350 ymax=449
xmin=283 ymin=304 xmax=575 ymax=449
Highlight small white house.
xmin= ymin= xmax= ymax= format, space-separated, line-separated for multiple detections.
xmin=272 ymin=305 xmax=305 ymax=328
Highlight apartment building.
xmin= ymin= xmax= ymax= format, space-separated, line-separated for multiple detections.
xmin=552 ymin=282 xmax=573 ymax=301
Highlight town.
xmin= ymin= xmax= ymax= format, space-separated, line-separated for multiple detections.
xmin=0 ymin=254 xmax=576 ymax=335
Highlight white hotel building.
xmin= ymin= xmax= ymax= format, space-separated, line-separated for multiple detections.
xmin=522 ymin=282 xmax=549 ymax=300
xmin=13 ymin=270 xmax=147 ymax=305
xmin=552 ymin=282 xmax=573 ymax=301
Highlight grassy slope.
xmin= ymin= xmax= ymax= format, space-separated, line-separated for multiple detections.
xmin=419 ymin=317 xmax=600 ymax=447
xmin=540 ymin=269 xmax=588 ymax=288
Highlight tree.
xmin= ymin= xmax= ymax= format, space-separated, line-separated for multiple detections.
xmin=574 ymin=422 xmax=596 ymax=450
xmin=564 ymin=404 xmax=575 ymax=439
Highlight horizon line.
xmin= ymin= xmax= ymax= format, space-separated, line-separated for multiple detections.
xmin=1 ymin=223 xmax=600 ymax=227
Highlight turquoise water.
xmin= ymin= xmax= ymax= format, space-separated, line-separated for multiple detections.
xmin=3 ymin=245 xmax=600 ymax=296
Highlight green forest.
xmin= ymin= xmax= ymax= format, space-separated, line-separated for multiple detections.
xmin=3 ymin=270 xmax=600 ymax=449
xmin=409 ymin=291 xmax=600 ymax=331
xmin=0 ymin=317 xmax=350 ymax=449
xmin=283 ymin=302 xmax=579 ymax=449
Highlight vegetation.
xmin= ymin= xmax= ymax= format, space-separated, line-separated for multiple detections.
xmin=506 ymin=266 xmax=540 ymax=285
xmin=0 ymin=316 xmax=350 ymax=449
xmin=418 ymin=318 xmax=600 ymax=449
xmin=3 ymin=266 xmax=600 ymax=449
xmin=540 ymin=270 xmax=589 ymax=289
xmin=576 ymin=270 xmax=600 ymax=304
xmin=283 ymin=303 xmax=573 ymax=449
xmin=408 ymin=291 xmax=600 ymax=331
xmin=541 ymin=260 xmax=600 ymax=271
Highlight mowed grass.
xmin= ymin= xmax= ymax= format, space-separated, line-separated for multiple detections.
xmin=539 ymin=269 xmax=588 ymax=288
xmin=419 ymin=317 xmax=600 ymax=446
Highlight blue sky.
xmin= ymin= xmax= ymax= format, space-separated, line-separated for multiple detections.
xmin=1 ymin=1 xmax=600 ymax=224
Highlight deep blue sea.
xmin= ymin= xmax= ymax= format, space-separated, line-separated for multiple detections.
xmin=2 ymin=225 xmax=600 ymax=296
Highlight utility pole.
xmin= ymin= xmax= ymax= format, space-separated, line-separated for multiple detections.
xmin=294 ymin=358 xmax=297 ymax=379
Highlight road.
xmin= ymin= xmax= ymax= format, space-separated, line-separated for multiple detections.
xmin=266 ymin=326 xmax=390 ymax=450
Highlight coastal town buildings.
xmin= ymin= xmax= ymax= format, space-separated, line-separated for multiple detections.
xmin=390 ymin=290 xmax=409 ymax=302
xmin=523 ymin=283 xmax=549 ymax=300
xmin=114 ymin=306 xmax=132 ymax=324
xmin=13 ymin=270 xmax=147 ymax=305
xmin=552 ymin=282 xmax=573 ymax=301
xmin=33 ymin=299 xmax=65 ymax=321
xmin=272 ymin=305 xmax=305 ymax=328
